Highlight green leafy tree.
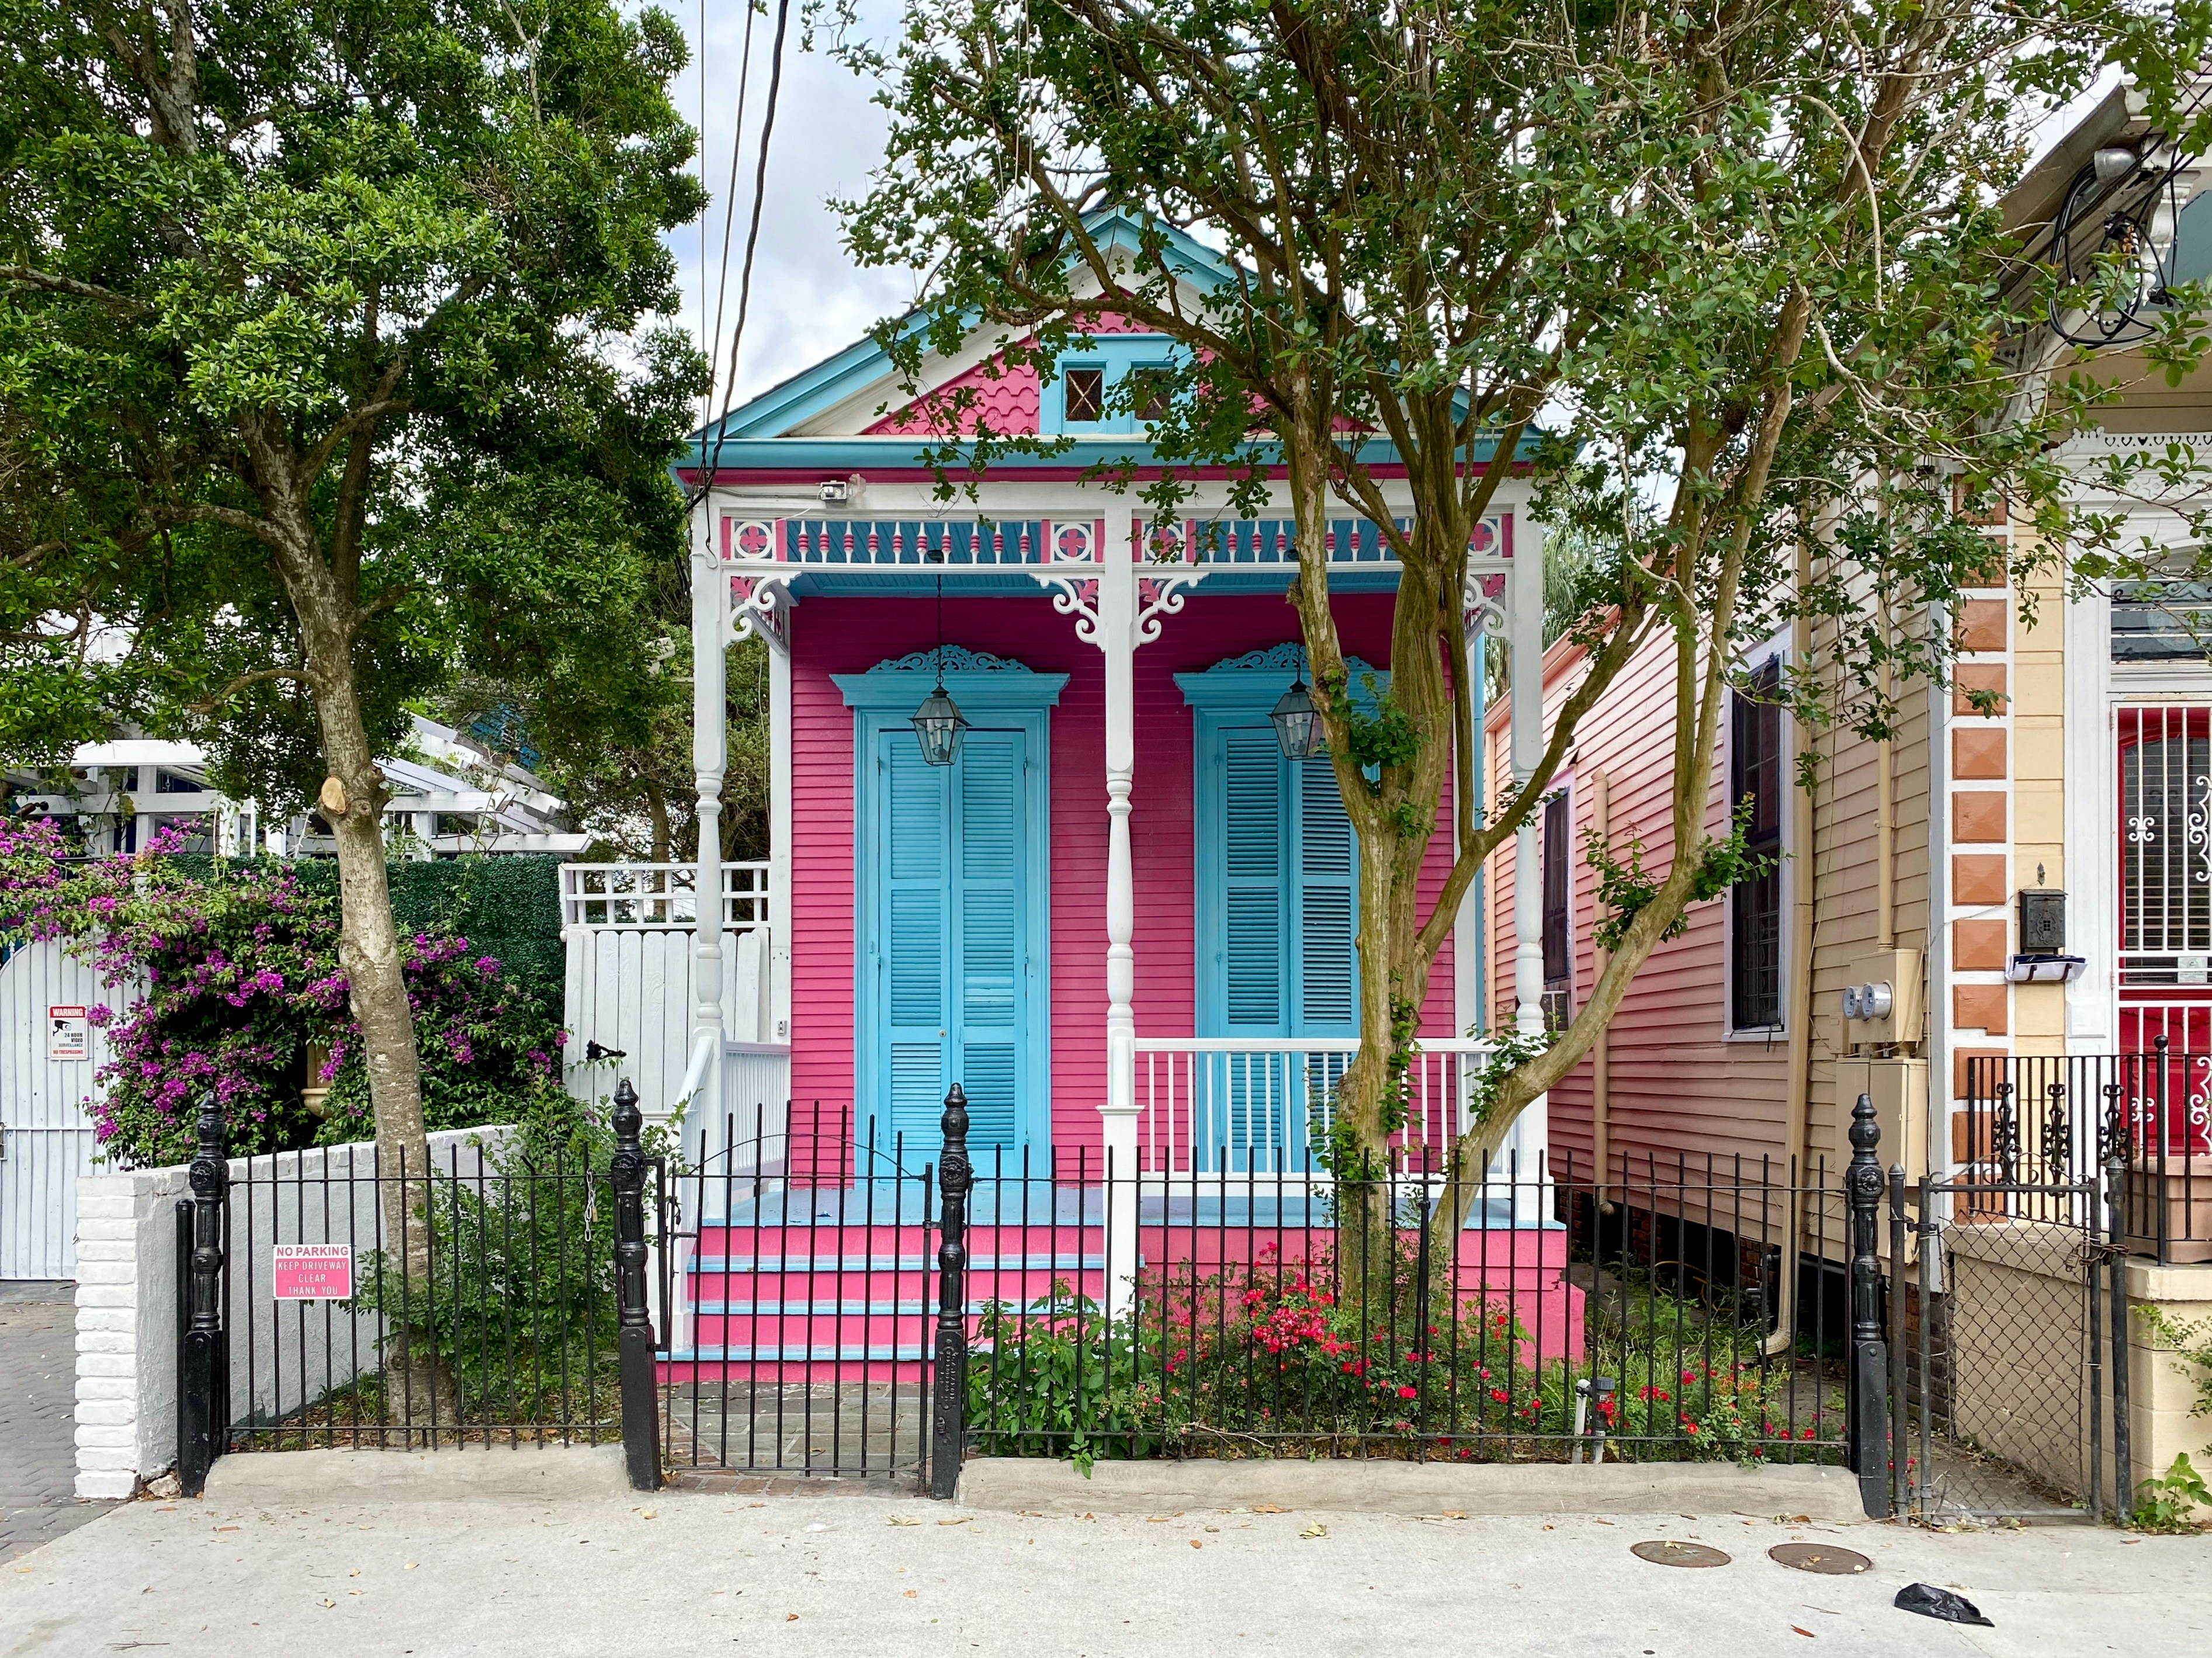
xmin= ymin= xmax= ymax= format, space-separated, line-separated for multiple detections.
xmin=0 ymin=0 xmax=705 ymax=1243
xmin=840 ymin=0 xmax=2210 ymax=1258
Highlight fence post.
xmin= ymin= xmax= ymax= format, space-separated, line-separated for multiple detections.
xmin=930 ymin=1083 xmax=972 ymax=1501
xmin=2107 ymin=1147 xmax=2135 ymax=1522
xmin=1845 ymin=1092 xmax=1890 ymax=1518
xmin=176 ymin=1097 xmax=228 ymax=1497
xmin=611 ymin=1080 xmax=660 ymax=1492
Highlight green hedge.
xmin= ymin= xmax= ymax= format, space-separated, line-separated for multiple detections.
xmin=167 ymin=853 xmax=566 ymax=998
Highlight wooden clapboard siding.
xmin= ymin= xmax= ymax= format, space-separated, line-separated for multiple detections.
xmin=786 ymin=589 xmax=1452 ymax=1160
xmin=1804 ymin=594 xmax=1931 ymax=1171
xmin=1489 ymin=628 xmax=1790 ymax=1175
xmin=1483 ymin=575 xmax=1940 ymax=1188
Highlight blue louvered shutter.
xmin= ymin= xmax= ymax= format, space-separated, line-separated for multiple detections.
xmin=1221 ymin=728 xmax=1288 ymax=1033
xmin=880 ymin=734 xmax=948 ymax=1148
xmin=1292 ymin=756 xmax=1358 ymax=1035
xmin=954 ymin=730 xmax=1024 ymax=1153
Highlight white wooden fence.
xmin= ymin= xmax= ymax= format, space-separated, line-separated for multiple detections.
xmin=0 ymin=941 xmax=138 ymax=1280
xmin=559 ymin=862 xmax=783 ymax=1120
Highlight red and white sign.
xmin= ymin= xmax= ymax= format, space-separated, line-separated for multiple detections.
xmin=47 ymin=1006 xmax=89 ymax=1062
xmin=272 ymin=1244 xmax=354 ymax=1302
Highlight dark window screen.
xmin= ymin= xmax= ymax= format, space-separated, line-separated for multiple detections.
xmin=1063 ymin=367 xmax=1104 ymax=423
xmin=1542 ymin=790 xmax=1570 ymax=991
xmin=1729 ymin=660 xmax=1784 ymax=1029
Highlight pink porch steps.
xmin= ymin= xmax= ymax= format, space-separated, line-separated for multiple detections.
xmin=660 ymin=1202 xmax=1584 ymax=1382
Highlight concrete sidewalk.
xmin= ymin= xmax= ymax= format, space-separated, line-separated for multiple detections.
xmin=0 ymin=1282 xmax=113 ymax=1564
xmin=2 ymin=1469 xmax=2206 ymax=1657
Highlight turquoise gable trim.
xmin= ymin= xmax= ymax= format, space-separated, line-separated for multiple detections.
xmin=836 ymin=649 xmax=1065 ymax=1158
xmin=1037 ymin=335 xmax=1186 ymax=437
xmin=697 ymin=209 xmax=1240 ymax=446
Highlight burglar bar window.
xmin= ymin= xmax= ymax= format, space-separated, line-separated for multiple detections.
xmin=1729 ymin=660 xmax=1785 ymax=1031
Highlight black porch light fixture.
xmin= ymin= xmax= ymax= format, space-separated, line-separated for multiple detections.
xmin=1270 ymin=646 xmax=1325 ymax=761
xmin=913 ymin=568 xmax=969 ymax=766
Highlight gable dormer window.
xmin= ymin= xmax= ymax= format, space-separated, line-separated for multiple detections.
xmin=1062 ymin=366 xmax=1105 ymax=424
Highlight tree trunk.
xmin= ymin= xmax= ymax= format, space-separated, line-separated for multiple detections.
xmin=290 ymin=567 xmax=445 ymax=1434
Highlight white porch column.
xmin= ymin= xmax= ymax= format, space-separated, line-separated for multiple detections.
xmin=1508 ymin=518 xmax=1551 ymax=1180
xmin=1100 ymin=526 xmax=1140 ymax=1321
xmin=768 ymin=640 xmax=793 ymax=1046
xmin=690 ymin=519 xmax=729 ymax=1153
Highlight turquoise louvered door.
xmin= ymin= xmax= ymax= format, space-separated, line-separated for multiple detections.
xmin=873 ymin=727 xmax=1030 ymax=1161
xmin=1204 ymin=726 xmax=1360 ymax=1167
xmin=879 ymin=734 xmax=951 ymax=1154
xmin=1292 ymin=756 xmax=1359 ymax=1037
xmin=951 ymin=730 xmax=1024 ymax=1156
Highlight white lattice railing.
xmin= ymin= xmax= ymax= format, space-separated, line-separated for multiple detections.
xmin=1132 ymin=1037 xmax=1496 ymax=1175
xmin=559 ymin=862 xmax=772 ymax=930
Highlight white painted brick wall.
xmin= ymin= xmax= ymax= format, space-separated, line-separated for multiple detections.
xmin=72 ymin=1128 xmax=507 ymax=1497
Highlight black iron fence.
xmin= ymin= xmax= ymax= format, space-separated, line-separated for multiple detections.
xmin=174 ymin=1085 xmax=664 ymax=1496
xmin=1964 ymin=1040 xmax=2211 ymax=1262
xmin=939 ymin=1115 xmax=1857 ymax=1478
xmin=171 ymin=1081 xmax=2009 ymax=1522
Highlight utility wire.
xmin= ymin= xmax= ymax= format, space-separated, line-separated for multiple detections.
xmin=702 ymin=0 xmax=762 ymax=445
xmin=696 ymin=0 xmax=794 ymax=509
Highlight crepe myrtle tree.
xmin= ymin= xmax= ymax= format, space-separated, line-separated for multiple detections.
xmin=0 ymin=0 xmax=705 ymax=1232
xmin=841 ymin=0 xmax=2210 ymax=1253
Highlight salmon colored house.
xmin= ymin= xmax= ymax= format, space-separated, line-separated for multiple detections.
xmin=1481 ymin=89 xmax=2212 ymax=1503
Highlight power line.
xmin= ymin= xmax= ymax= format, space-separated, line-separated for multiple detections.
xmin=696 ymin=0 xmax=793 ymax=511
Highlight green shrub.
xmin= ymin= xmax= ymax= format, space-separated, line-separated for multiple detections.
xmin=966 ymin=1240 xmax=1841 ymax=1467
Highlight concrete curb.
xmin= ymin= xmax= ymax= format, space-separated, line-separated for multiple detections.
xmin=199 ymin=1445 xmax=631 ymax=1504
xmin=955 ymin=1456 xmax=1867 ymax=1521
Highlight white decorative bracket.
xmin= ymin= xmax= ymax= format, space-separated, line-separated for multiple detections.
xmin=729 ymin=570 xmax=796 ymax=653
xmin=1027 ymin=517 xmax=1108 ymax=647
xmin=1136 ymin=571 xmax=1204 ymax=646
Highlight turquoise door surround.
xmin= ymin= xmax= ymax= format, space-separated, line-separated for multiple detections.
xmin=835 ymin=648 xmax=1066 ymax=1163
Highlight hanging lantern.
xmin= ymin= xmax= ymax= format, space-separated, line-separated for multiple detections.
xmin=912 ymin=674 xmax=969 ymax=766
xmin=1270 ymin=674 xmax=1324 ymax=761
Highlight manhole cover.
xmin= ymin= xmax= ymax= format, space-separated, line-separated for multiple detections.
xmin=1769 ymin=1543 xmax=1871 ymax=1575
xmin=1631 ymin=1539 xmax=1731 ymax=1568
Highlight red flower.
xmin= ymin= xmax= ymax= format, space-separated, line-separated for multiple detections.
xmin=1397 ymin=1385 xmax=1418 ymax=1400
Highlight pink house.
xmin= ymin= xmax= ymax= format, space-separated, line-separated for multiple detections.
xmin=643 ymin=217 xmax=1576 ymax=1369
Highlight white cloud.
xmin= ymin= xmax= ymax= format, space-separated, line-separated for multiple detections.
xmin=665 ymin=0 xmax=918 ymax=418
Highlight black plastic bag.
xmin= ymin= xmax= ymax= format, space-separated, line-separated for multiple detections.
xmin=1895 ymin=1583 xmax=1993 ymax=1626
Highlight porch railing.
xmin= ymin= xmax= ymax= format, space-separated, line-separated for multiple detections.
xmin=1132 ymin=1037 xmax=1496 ymax=1175
xmin=559 ymin=861 xmax=771 ymax=930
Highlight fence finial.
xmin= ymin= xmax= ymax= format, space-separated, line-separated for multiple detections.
xmin=1845 ymin=1092 xmax=1889 ymax=1517
xmin=931 ymin=1083 xmax=972 ymax=1500
xmin=178 ymin=1093 xmax=229 ymax=1496
xmin=609 ymin=1077 xmax=660 ymax=1492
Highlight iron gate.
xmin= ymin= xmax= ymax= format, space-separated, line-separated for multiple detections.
xmin=654 ymin=1099 xmax=940 ymax=1484
xmin=1888 ymin=1169 xmax=2131 ymax=1522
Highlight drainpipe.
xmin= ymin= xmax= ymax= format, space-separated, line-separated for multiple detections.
xmin=1767 ymin=539 xmax=1820 ymax=1355
xmin=1588 ymin=766 xmax=1614 ymax=1209
xmin=1878 ymin=642 xmax=1896 ymax=953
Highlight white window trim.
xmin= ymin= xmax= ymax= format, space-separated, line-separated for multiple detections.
xmin=1722 ymin=632 xmax=1793 ymax=1042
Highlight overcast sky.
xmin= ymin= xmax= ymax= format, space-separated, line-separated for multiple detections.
xmin=661 ymin=9 xmax=2122 ymax=424
xmin=668 ymin=0 xmax=914 ymax=421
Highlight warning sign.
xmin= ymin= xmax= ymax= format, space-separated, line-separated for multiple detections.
xmin=272 ymin=1243 xmax=355 ymax=1302
xmin=47 ymin=1006 xmax=89 ymax=1062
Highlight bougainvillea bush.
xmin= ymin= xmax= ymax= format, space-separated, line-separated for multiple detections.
xmin=0 ymin=814 xmax=564 ymax=1166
